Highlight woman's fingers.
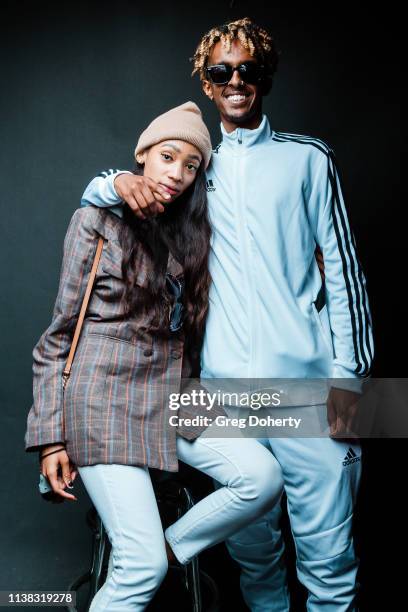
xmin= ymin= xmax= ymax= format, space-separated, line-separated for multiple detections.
xmin=61 ymin=456 xmax=74 ymax=489
xmin=70 ymin=463 xmax=78 ymax=482
xmin=47 ymin=468 xmax=77 ymax=501
xmin=42 ymin=451 xmax=78 ymax=501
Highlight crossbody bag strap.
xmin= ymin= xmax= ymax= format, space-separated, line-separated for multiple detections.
xmin=62 ymin=235 xmax=105 ymax=389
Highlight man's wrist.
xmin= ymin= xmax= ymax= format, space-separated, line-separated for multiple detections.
xmin=112 ymin=171 xmax=133 ymax=199
xmin=330 ymin=363 xmax=367 ymax=394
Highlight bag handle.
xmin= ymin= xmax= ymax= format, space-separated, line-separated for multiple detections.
xmin=62 ymin=236 xmax=105 ymax=389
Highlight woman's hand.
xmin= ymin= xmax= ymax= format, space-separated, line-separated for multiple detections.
xmin=114 ymin=174 xmax=171 ymax=220
xmin=40 ymin=445 xmax=78 ymax=502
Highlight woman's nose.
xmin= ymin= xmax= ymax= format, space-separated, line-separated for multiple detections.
xmin=168 ymin=164 xmax=183 ymax=182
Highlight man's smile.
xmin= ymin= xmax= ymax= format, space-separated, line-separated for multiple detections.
xmin=224 ymin=92 xmax=250 ymax=106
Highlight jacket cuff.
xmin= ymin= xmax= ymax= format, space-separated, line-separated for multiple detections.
xmin=25 ymin=436 xmax=66 ymax=454
xmin=330 ymin=365 xmax=364 ymax=394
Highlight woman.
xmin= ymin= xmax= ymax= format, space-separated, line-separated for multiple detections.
xmin=25 ymin=102 xmax=283 ymax=611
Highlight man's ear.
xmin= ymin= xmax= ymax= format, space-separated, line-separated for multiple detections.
xmin=202 ymin=80 xmax=214 ymax=101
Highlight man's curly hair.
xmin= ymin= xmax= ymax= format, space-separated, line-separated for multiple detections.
xmin=191 ymin=17 xmax=280 ymax=89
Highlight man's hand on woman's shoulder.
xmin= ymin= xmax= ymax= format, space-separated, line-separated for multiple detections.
xmin=114 ymin=173 xmax=171 ymax=220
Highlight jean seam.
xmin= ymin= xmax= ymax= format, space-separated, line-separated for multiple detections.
xmin=165 ymin=532 xmax=189 ymax=565
xmin=166 ymin=494 xmax=238 ymax=559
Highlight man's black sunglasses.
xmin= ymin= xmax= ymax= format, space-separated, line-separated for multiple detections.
xmin=205 ymin=61 xmax=265 ymax=85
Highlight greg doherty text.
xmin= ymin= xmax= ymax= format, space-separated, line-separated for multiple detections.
xmin=168 ymin=415 xmax=302 ymax=429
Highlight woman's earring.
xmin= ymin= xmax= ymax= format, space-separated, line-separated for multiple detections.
xmin=136 ymin=154 xmax=145 ymax=164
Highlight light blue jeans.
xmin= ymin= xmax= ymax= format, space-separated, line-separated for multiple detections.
xmin=78 ymin=434 xmax=284 ymax=611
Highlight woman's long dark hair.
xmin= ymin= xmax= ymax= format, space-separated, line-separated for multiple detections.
xmin=117 ymin=162 xmax=212 ymax=353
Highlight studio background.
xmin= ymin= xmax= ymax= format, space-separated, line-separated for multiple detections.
xmin=1 ymin=1 xmax=405 ymax=610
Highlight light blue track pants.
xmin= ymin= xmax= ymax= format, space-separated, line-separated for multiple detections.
xmin=78 ymin=434 xmax=284 ymax=611
xmin=217 ymin=435 xmax=362 ymax=612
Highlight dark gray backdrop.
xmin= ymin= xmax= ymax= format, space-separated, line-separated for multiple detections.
xmin=1 ymin=1 xmax=405 ymax=610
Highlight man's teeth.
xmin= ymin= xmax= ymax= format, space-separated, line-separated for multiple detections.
xmin=227 ymin=95 xmax=246 ymax=102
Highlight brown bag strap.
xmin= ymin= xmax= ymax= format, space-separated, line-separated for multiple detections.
xmin=62 ymin=236 xmax=105 ymax=388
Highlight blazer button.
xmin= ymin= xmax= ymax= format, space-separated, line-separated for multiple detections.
xmin=171 ymin=350 xmax=182 ymax=359
xmin=143 ymin=348 xmax=153 ymax=357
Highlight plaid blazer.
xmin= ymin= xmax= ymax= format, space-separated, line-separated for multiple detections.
xmin=25 ymin=206 xmax=220 ymax=471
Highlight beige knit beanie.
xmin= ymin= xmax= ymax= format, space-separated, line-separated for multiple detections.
xmin=134 ymin=101 xmax=212 ymax=169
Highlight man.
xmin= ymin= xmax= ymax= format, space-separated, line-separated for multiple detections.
xmin=81 ymin=18 xmax=373 ymax=612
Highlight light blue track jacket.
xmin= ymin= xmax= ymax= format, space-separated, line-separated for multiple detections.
xmin=81 ymin=115 xmax=374 ymax=389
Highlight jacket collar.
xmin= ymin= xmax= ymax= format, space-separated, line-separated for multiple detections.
xmin=219 ymin=114 xmax=273 ymax=150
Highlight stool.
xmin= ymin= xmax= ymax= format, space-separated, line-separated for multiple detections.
xmin=65 ymin=475 xmax=219 ymax=612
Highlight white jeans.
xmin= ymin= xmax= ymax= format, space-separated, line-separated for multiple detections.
xmin=78 ymin=434 xmax=283 ymax=611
